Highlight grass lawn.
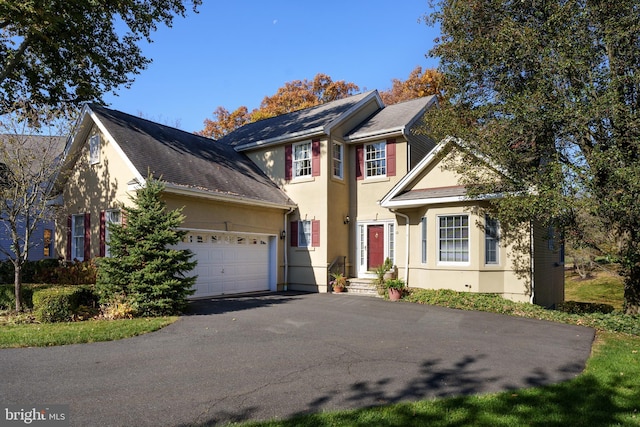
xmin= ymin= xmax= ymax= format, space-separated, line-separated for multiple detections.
xmin=0 ymin=316 xmax=178 ymax=348
xmin=565 ymin=269 xmax=625 ymax=311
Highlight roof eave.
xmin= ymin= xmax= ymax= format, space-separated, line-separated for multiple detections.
xmin=162 ymin=182 xmax=296 ymax=210
xmin=380 ymin=193 xmax=504 ymax=209
xmin=234 ymin=127 xmax=326 ymax=152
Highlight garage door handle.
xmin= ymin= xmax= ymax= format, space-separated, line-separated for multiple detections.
xmin=221 ymin=268 xmax=224 ymax=274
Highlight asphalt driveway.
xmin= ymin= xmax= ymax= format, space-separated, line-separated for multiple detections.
xmin=0 ymin=292 xmax=594 ymax=426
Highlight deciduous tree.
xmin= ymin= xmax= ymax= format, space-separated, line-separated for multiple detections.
xmin=426 ymin=0 xmax=640 ymax=314
xmin=198 ymin=73 xmax=359 ymax=138
xmin=0 ymin=106 xmax=68 ymax=311
xmin=380 ymin=66 xmax=444 ymax=105
xmin=0 ymin=0 xmax=200 ymax=116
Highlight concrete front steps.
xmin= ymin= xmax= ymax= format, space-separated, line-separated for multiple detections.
xmin=343 ymin=278 xmax=383 ymax=297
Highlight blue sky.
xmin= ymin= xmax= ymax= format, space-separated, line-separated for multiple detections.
xmin=103 ymin=2 xmax=440 ymax=133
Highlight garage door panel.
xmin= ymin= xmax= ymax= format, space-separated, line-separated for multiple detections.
xmin=177 ymin=232 xmax=271 ymax=298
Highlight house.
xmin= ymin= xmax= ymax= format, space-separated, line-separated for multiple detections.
xmin=55 ymin=90 xmax=564 ymax=306
xmin=0 ymin=134 xmax=65 ymax=262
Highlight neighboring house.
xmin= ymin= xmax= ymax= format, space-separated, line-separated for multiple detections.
xmin=55 ymin=90 xmax=564 ymax=306
xmin=0 ymin=135 xmax=65 ymax=262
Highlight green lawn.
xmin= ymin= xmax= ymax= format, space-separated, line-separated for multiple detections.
xmin=0 ymin=316 xmax=178 ymax=348
xmin=565 ymin=270 xmax=625 ymax=311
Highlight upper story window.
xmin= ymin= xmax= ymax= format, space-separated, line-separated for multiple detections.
xmin=89 ymin=134 xmax=100 ymax=165
xmin=293 ymin=142 xmax=312 ymax=178
xmin=485 ymin=215 xmax=499 ymax=264
xmin=332 ymin=142 xmax=343 ymax=179
xmin=365 ymin=142 xmax=386 ymax=178
xmin=438 ymin=214 xmax=469 ymax=263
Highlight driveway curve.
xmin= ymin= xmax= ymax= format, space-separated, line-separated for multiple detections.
xmin=0 ymin=292 xmax=594 ymax=426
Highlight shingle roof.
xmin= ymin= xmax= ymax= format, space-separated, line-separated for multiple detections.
xmin=218 ymin=91 xmax=377 ymax=148
xmin=89 ymin=104 xmax=295 ymax=207
xmin=346 ymin=96 xmax=437 ymax=140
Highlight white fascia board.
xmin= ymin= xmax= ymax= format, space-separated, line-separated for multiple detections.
xmin=380 ymin=192 xmax=504 ymax=209
xmin=233 ymin=127 xmax=325 ymax=152
xmin=88 ymin=108 xmax=145 ymax=185
xmin=162 ymin=183 xmax=296 ymax=210
xmin=344 ymin=126 xmax=405 ymax=144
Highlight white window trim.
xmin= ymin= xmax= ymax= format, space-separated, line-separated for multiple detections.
xmin=364 ymin=141 xmax=387 ymax=179
xmin=437 ymin=214 xmax=470 ymax=266
xmin=332 ymin=142 xmax=343 ymax=180
xmin=105 ymin=209 xmax=121 ymax=257
xmin=421 ymin=217 xmax=427 ymax=264
xmin=298 ymin=220 xmax=311 ymax=248
xmin=484 ymin=216 xmax=500 ymax=265
xmin=293 ymin=141 xmax=312 ymax=179
xmin=89 ymin=134 xmax=100 ymax=165
xmin=71 ymin=214 xmax=85 ymax=261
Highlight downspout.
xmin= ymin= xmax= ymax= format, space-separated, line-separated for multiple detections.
xmin=390 ymin=209 xmax=410 ymax=285
xmin=529 ymin=221 xmax=535 ymax=304
xmin=283 ymin=207 xmax=295 ymax=291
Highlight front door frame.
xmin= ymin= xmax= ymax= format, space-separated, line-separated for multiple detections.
xmin=356 ymin=220 xmax=395 ymax=277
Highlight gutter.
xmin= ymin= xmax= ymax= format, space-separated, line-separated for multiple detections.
xmin=390 ymin=209 xmax=410 ymax=286
xmin=163 ymin=183 xmax=295 ymax=211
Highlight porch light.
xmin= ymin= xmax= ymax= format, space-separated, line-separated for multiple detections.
xmin=280 ymin=230 xmax=286 ymax=240
xmin=343 ymin=215 xmax=350 ymax=225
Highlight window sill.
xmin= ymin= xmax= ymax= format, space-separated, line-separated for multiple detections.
xmin=362 ymin=176 xmax=390 ymax=184
xmin=289 ymin=176 xmax=315 ymax=184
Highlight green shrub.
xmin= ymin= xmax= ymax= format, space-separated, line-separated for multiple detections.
xmin=32 ymin=286 xmax=98 ymax=323
xmin=558 ymin=300 xmax=615 ymax=314
xmin=0 ymin=284 xmax=36 ymax=310
xmin=0 ymin=259 xmax=62 ymax=284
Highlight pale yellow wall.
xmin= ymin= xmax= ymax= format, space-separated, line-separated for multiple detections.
xmin=392 ymin=203 xmax=534 ymax=303
xmin=409 ymin=148 xmax=465 ymax=190
xmin=56 ymin=125 xmax=136 ymax=260
xmin=351 ymin=138 xmax=409 ymax=223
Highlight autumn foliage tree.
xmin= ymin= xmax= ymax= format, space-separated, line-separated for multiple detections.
xmin=379 ymin=66 xmax=444 ymax=105
xmin=198 ymin=73 xmax=359 ymax=138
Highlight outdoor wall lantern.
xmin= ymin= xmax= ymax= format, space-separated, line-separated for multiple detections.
xmin=280 ymin=230 xmax=286 ymax=240
xmin=343 ymin=215 xmax=350 ymax=225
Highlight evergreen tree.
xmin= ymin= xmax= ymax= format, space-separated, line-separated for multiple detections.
xmin=97 ymin=177 xmax=196 ymax=316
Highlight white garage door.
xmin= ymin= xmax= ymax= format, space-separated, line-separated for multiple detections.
xmin=178 ymin=232 xmax=272 ymax=298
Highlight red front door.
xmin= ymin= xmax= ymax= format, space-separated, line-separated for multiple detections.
xmin=367 ymin=225 xmax=385 ymax=270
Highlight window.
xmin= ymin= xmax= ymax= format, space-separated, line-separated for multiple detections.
xmin=293 ymin=142 xmax=312 ymax=178
xmin=365 ymin=142 xmax=386 ymax=177
xmin=104 ymin=210 xmax=121 ymax=257
xmin=438 ymin=215 xmax=469 ymax=263
xmin=332 ymin=142 xmax=343 ymax=179
xmin=43 ymin=229 xmax=53 ymax=257
xmin=298 ymin=220 xmax=311 ymax=247
xmin=89 ymin=134 xmax=100 ymax=165
xmin=485 ymin=216 xmax=499 ymax=264
xmin=71 ymin=214 xmax=85 ymax=260
xmin=421 ymin=217 xmax=427 ymax=264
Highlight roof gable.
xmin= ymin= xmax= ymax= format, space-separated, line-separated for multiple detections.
xmin=345 ymin=95 xmax=437 ymax=142
xmin=63 ymin=104 xmax=295 ymax=208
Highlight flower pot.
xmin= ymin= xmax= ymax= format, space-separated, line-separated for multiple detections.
xmin=388 ymin=288 xmax=402 ymax=301
xmin=333 ymin=285 xmax=345 ymax=293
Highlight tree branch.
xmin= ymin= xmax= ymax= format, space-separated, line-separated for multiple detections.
xmin=0 ymin=34 xmax=31 ymax=85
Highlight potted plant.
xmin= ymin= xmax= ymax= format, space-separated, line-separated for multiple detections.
xmin=330 ymin=272 xmax=347 ymax=293
xmin=384 ymin=278 xmax=405 ymax=301
xmin=373 ymin=264 xmax=387 ymax=295
xmin=382 ymin=257 xmax=397 ymax=281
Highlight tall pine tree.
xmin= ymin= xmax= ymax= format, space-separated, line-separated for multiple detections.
xmin=97 ymin=177 xmax=196 ymax=316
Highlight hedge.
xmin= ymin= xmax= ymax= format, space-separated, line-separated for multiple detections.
xmin=32 ymin=286 xmax=99 ymax=323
